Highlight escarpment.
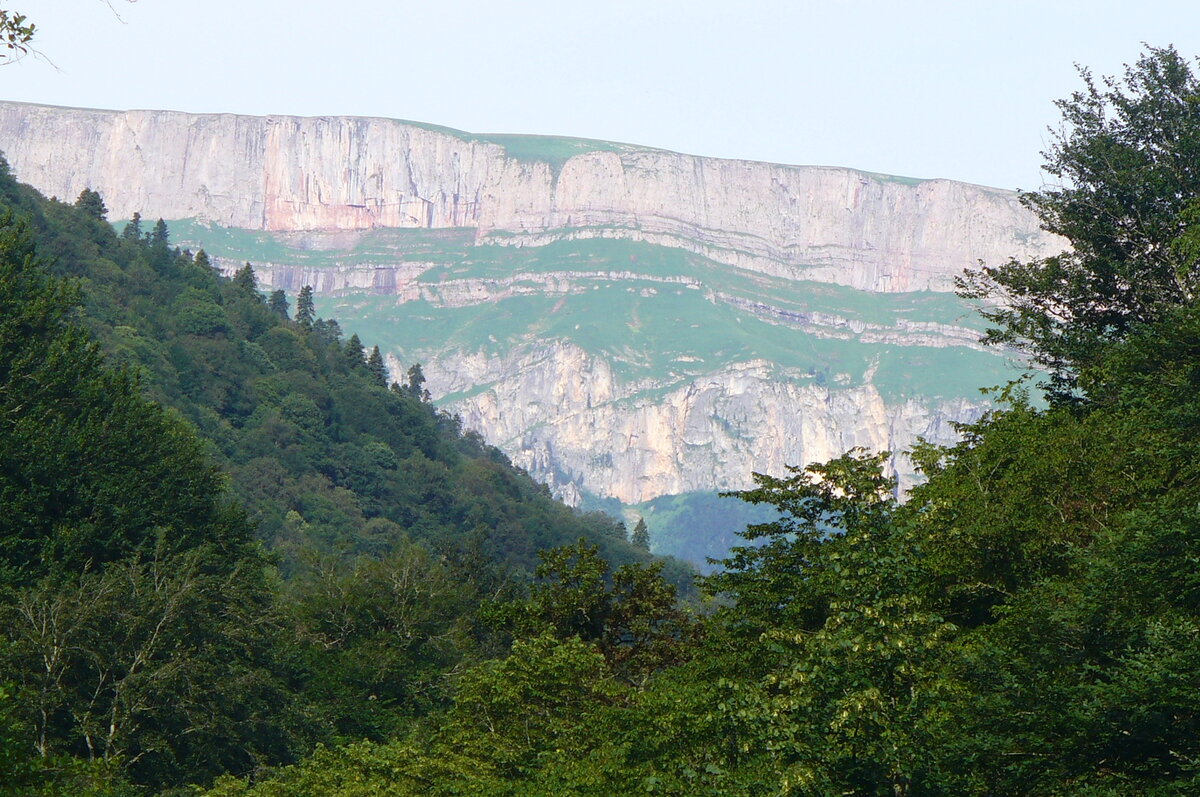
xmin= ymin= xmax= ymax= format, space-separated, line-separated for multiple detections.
xmin=0 ymin=101 xmax=1061 ymax=509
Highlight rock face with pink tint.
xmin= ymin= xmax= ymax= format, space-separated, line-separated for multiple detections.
xmin=0 ymin=101 xmax=1064 ymax=512
xmin=0 ymin=101 xmax=1059 ymax=293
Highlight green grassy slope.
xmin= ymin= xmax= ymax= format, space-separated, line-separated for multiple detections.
xmin=172 ymin=222 xmax=1021 ymax=404
xmin=168 ymin=221 xmax=1022 ymax=566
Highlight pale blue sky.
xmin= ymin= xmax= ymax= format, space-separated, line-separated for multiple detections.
xmin=4 ymin=1 xmax=1199 ymax=190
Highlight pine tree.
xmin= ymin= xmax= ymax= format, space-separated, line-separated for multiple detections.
xmin=151 ymin=218 xmax=169 ymax=245
xmin=194 ymin=249 xmax=213 ymax=270
xmin=631 ymin=517 xmax=650 ymax=552
xmin=296 ymin=285 xmax=315 ymax=328
xmin=268 ymin=289 xmax=289 ymax=319
xmin=367 ymin=345 xmax=388 ymax=387
xmin=407 ymin=362 xmax=430 ymax=401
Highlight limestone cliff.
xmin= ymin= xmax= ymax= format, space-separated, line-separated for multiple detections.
xmin=417 ymin=342 xmax=984 ymax=505
xmin=0 ymin=101 xmax=1059 ymax=513
xmin=0 ymin=101 xmax=1061 ymax=293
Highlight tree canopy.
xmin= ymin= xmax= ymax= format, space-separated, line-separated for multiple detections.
xmin=959 ymin=45 xmax=1200 ymax=400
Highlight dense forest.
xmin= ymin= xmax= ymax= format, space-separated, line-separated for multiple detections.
xmin=0 ymin=127 xmax=690 ymax=793
xmin=4 ymin=44 xmax=1200 ymax=796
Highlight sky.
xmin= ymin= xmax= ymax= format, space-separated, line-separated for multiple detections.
xmin=3 ymin=1 xmax=1200 ymax=191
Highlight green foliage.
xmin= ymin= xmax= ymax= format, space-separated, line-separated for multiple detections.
xmin=120 ymin=211 xmax=141 ymax=241
xmin=343 ymin=333 xmax=366 ymax=377
xmin=0 ymin=684 xmax=39 ymax=793
xmin=193 ymin=43 xmax=1200 ymax=797
xmin=203 ymin=739 xmax=510 ymax=797
xmin=705 ymin=449 xmax=897 ymax=635
xmin=150 ymin=217 xmax=169 ymax=245
xmin=232 ymin=262 xmax=259 ymax=295
xmin=0 ymin=160 xmax=686 ymax=791
xmin=282 ymin=542 xmax=481 ymax=741
xmin=0 ymin=213 xmax=251 ymax=579
xmin=295 ymin=284 xmax=315 ymax=327
xmin=73 ymin=189 xmax=107 ymax=221
xmin=405 ymin=362 xmax=429 ymax=401
xmin=960 ymin=46 xmax=1200 ymax=398
xmin=21 ymin=43 xmax=1200 ymax=797
xmin=267 ymin=288 xmax=289 ymax=319
xmin=631 ymin=516 xmax=650 ymax=551
xmin=2 ymin=544 xmax=296 ymax=788
xmin=442 ymin=634 xmax=618 ymax=775
xmin=526 ymin=540 xmax=700 ymax=683
xmin=366 ymin=345 xmax=388 ymax=387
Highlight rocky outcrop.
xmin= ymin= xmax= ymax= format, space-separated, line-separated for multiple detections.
xmin=420 ymin=342 xmax=984 ymax=504
xmin=0 ymin=100 xmax=1048 ymax=507
xmin=0 ymin=101 xmax=1063 ymax=293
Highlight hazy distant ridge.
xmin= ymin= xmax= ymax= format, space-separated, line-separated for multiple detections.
xmin=0 ymin=101 xmax=1061 ymax=293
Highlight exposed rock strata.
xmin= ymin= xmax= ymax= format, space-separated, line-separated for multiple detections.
xmin=213 ymin=257 xmax=989 ymax=353
xmin=0 ymin=101 xmax=1048 ymax=505
xmin=418 ymin=342 xmax=983 ymax=503
xmin=0 ymin=101 xmax=1063 ymax=293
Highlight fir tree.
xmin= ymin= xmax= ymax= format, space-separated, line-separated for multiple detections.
xmin=73 ymin=188 xmax=107 ymax=221
xmin=268 ymin=289 xmax=289 ymax=319
xmin=296 ymin=285 xmax=315 ymax=328
xmin=407 ymin=362 xmax=430 ymax=401
xmin=151 ymin=217 xmax=169 ymax=245
xmin=631 ymin=517 xmax=650 ymax=552
xmin=367 ymin=345 xmax=389 ymax=387
xmin=233 ymin=262 xmax=259 ymax=296
xmin=344 ymin=333 xmax=365 ymax=370
xmin=121 ymin=211 xmax=142 ymax=240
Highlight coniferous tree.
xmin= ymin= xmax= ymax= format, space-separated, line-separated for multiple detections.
xmin=367 ymin=345 xmax=389 ymax=387
xmin=296 ymin=285 xmax=315 ymax=328
xmin=233 ymin=262 xmax=259 ymax=296
xmin=121 ymin=211 xmax=142 ymax=240
xmin=407 ymin=362 xmax=430 ymax=402
xmin=73 ymin=188 xmax=106 ymax=220
xmin=344 ymin=333 xmax=365 ymax=370
xmin=151 ymin=217 xmax=169 ymax=245
xmin=631 ymin=517 xmax=650 ymax=552
xmin=268 ymin=289 xmax=289 ymax=319
xmin=0 ymin=155 xmax=689 ymax=792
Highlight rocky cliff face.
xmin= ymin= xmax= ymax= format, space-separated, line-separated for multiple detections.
xmin=0 ymin=101 xmax=1060 ymax=293
xmin=0 ymin=101 xmax=1060 ymax=514
xmin=419 ymin=342 xmax=983 ymax=505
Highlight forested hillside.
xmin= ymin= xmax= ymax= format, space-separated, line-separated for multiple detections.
xmin=0 ymin=147 xmax=692 ymax=793
xmin=0 ymin=162 xmax=674 ymax=577
xmin=4 ymin=43 xmax=1200 ymax=797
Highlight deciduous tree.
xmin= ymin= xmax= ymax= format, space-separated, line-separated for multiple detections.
xmin=960 ymin=46 xmax=1200 ymax=399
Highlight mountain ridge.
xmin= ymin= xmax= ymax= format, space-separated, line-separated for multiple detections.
xmin=0 ymin=101 xmax=1057 ymax=543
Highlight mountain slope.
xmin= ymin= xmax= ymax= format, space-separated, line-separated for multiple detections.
xmin=0 ymin=102 xmax=1062 ymax=550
